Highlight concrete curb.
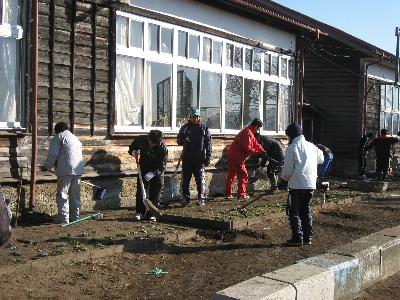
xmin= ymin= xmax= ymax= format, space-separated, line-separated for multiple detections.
xmin=0 ymin=228 xmax=197 ymax=276
xmin=212 ymin=225 xmax=400 ymax=300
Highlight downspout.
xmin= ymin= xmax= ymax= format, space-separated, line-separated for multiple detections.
xmin=29 ymin=0 xmax=39 ymax=210
xmin=395 ymin=27 xmax=399 ymax=85
xmin=298 ymin=46 xmax=305 ymax=126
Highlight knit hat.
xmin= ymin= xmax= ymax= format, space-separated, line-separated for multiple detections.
xmin=285 ymin=122 xmax=303 ymax=139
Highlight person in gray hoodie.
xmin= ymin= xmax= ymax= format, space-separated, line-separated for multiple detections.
xmin=41 ymin=122 xmax=84 ymax=224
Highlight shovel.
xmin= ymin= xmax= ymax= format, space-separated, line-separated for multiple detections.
xmin=137 ymin=164 xmax=162 ymax=218
xmin=170 ymin=152 xmax=183 ymax=199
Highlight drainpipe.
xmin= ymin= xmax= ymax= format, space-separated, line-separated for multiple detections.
xmin=298 ymin=46 xmax=305 ymax=126
xmin=395 ymin=27 xmax=399 ymax=85
xmin=29 ymin=0 xmax=39 ymax=210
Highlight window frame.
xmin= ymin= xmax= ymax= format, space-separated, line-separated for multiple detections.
xmin=379 ymin=83 xmax=400 ymax=135
xmin=114 ymin=11 xmax=294 ymax=135
xmin=0 ymin=0 xmax=23 ymax=130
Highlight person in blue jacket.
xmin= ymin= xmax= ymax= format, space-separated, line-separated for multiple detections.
xmin=177 ymin=108 xmax=212 ymax=206
xmin=316 ymin=144 xmax=334 ymax=180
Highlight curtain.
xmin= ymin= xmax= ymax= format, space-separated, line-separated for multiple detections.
xmin=115 ymin=55 xmax=143 ymax=126
xmin=0 ymin=37 xmax=17 ymax=122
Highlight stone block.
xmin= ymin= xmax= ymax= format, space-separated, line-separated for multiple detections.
xmin=375 ymin=225 xmax=400 ymax=237
xmin=263 ymin=262 xmax=334 ymax=300
xmin=212 ymin=276 xmax=295 ymax=300
xmin=336 ymin=233 xmax=400 ymax=281
xmin=329 ymin=236 xmax=385 ymax=289
xmin=302 ymin=253 xmax=360 ymax=300
xmin=380 ymin=236 xmax=400 ymax=279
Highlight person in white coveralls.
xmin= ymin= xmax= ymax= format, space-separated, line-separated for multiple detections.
xmin=41 ymin=122 xmax=84 ymax=224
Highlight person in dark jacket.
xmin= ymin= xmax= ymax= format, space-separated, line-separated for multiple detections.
xmin=365 ymin=129 xmax=400 ymax=180
xmin=358 ymin=132 xmax=374 ymax=177
xmin=177 ymin=108 xmax=212 ymax=206
xmin=128 ymin=130 xmax=168 ymax=221
xmin=254 ymin=133 xmax=284 ymax=190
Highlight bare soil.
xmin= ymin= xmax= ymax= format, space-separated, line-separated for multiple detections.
xmin=356 ymin=272 xmax=400 ymax=300
xmin=0 ymin=190 xmax=399 ymax=299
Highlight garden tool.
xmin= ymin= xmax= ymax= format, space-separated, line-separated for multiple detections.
xmin=170 ymin=152 xmax=183 ymax=199
xmin=137 ymin=164 xmax=162 ymax=218
xmin=236 ymin=190 xmax=274 ymax=217
xmin=62 ymin=213 xmax=102 ymax=227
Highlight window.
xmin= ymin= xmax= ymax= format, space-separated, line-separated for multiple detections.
xmin=200 ymin=71 xmax=221 ymax=129
xmin=130 ymin=20 xmax=143 ymax=49
xmin=146 ymin=62 xmax=172 ymax=127
xmin=115 ymin=56 xmax=143 ymax=127
xmin=380 ymin=85 xmax=400 ymax=135
xmin=212 ymin=41 xmax=222 ymax=65
xmin=263 ymin=82 xmax=278 ymax=131
xmin=115 ymin=13 xmax=294 ymax=133
xmin=225 ymin=75 xmax=243 ymax=130
xmin=0 ymin=0 xmax=23 ymax=128
xmin=176 ymin=66 xmax=199 ymax=127
xmin=202 ymin=37 xmax=211 ymax=63
xmin=188 ymin=34 xmax=199 ymax=60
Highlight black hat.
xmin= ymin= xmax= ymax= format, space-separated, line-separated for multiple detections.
xmin=285 ymin=122 xmax=303 ymax=139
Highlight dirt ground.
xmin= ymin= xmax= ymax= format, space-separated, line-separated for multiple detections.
xmin=356 ymin=272 xmax=400 ymax=300
xmin=0 ymin=189 xmax=399 ymax=299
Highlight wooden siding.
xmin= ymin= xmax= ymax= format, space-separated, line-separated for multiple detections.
xmin=304 ymin=50 xmax=363 ymax=159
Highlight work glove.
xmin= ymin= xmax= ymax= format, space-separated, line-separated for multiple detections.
xmin=277 ymin=179 xmax=288 ymax=191
xmin=130 ymin=150 xmax=138 ymax=157
xmin=144 ymin=172 xmax=156 ymax=181
xmin=204 ymin=157 xmax=210 ymax=167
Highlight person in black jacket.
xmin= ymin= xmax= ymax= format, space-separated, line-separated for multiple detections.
xmin=365 ymin=129 xmax=400 ymax=180
xmin=128 ymin=130 xmax=168 ymax=221
xmin=177 ymin=107 xmax=212 ymax=206
xmin=254 ymin=133 xmax=284 ymax=190
xmin=358 ymin=132 xmax=374 ymax=177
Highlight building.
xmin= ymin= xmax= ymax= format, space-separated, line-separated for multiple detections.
xmin=0 ymin=0 xmax=398 ymax=213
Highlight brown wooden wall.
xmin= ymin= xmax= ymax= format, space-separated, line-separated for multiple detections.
xmin=37 ymin=0 xmax=110 ymax=136
xmin=304 ymin=50 xmax=363 ymax=161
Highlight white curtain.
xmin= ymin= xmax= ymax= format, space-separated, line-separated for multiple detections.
xmin=115 ymin=55 xmax=143 ymax=126
xmin=0 ymin=37 xmax=17 ymax=122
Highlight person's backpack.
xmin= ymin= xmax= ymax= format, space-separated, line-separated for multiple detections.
xmin=0 ymin=191 xmax=12 ymax=246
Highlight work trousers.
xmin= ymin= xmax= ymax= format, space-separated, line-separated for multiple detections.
xmin=287 ymin=189 xmax=314 ymax=241
xmin=376 ymin=156 xmax=390 ymax=180
xmin=358 ymin=152 xmax=367 ymax=176
xmin=56 ymin=175 xmax=81 ymax=224
xmin=267 ymin=161 xmax=282 ymax=189
xmin=181 ymin=160 xmax=205 ymax=201
xmin=225 ymin=161 xmax=248 ymax=197
xmin=136 ymin=174 xmax=163 ymax=215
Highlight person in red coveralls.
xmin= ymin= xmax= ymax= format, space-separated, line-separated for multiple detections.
xmin=225 ymin=118 xmax=266 ymax=199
